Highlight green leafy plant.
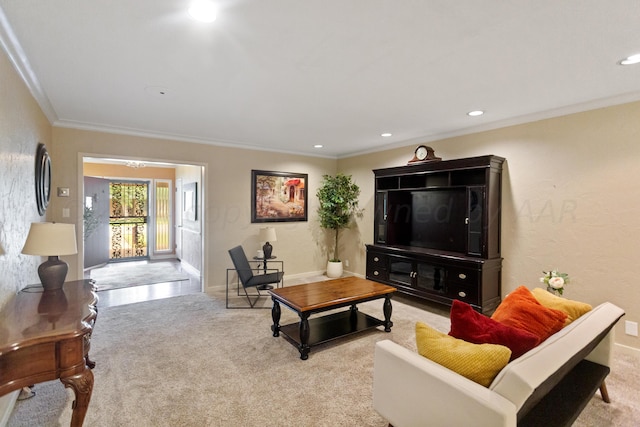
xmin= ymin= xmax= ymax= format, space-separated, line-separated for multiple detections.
xmin=316 ymin=173 xmax=362 ymax=262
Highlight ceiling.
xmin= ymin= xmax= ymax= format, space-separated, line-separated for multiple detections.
xmin=1 ymin=1 xmax=639 ymax=159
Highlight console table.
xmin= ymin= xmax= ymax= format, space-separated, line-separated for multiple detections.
xmin=0 ymin=279 xmax=98 ymax=426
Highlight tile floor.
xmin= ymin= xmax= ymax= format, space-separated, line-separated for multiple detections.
xmin=88 ymin=260 xmax=202 ymax=308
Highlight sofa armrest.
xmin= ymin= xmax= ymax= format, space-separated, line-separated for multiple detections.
xmin=373 ymin=340 xmax=517 ymax=427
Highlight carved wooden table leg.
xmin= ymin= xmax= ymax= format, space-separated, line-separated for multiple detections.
xmin=298 ymin=313 xmax=311 ymax=360
xmin=61 ymin=368 xmax=94 ymax=427
xmin=271 ymin=299 xmax=281 ymax=337
xmin=383 ymin=295 xmax=393 ymax=332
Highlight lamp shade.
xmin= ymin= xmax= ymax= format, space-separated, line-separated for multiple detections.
xmin=259 ymin=227 xmax=277 ymax=243
xmin=22 ymin=222 xmax=78 ymax=256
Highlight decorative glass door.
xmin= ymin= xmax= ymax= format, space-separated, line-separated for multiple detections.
xmin=109 ymin=181 xmax=148 ymax=259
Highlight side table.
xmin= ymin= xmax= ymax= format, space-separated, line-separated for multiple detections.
xmin=253 ymin=256 xmax=284 ymax=289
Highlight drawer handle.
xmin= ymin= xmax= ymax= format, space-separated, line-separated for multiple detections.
xmin=374 ymin=257 xmax=379 ymax=262
xmin=458 ymin=273 xmax=467 ymax=280
xmin=373 ymin=271 xmax=379 ymax=276
xmin=458 ymin=291 xmax=467 ymax=298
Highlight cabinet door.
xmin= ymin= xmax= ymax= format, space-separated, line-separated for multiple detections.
xmin=467 ymin=186 xmax=484 ymax=256
xmin=388 ymin=258 xmax=413 ymax=287
xmin=374 ymin=191 xmax=388 ymax=244
xmin=415 ymin=263 xmax=447 ymax=295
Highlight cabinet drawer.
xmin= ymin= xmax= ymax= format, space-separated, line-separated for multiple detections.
xmin=367 ymin=253 xmax=388 ymax=271
xmin=448 ymin=283 xmax=479 ymax=305
xmin=447 ymin=267 xmax=478 ymax=284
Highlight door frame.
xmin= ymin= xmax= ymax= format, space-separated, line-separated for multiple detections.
xmin=78 ymin=153 xmax=206 ymax=292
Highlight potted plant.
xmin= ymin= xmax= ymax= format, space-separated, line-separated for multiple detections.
xmin=316 ymin=173 xmax=362 ymax=278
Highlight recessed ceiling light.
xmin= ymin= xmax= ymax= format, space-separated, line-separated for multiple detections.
xmin=314 ymin=144 xmax=323 ymax=148
xmin=188 ymin=1 xmax=217 ymax=23
xmin=381 ymin=133 xmax=392 ymax=137
xmin=467 ymin=110 xmax=484 ymax=117
xmin=619 ymin=53 xmax=640 ymax=65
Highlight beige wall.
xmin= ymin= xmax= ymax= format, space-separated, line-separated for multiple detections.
xmin=339 ymin=101 xmax=640 ymax=351
xmin=0 ymin=46 xmax=52 ymax=309
xmin=84 ymin=162 xmax=176 ymax=181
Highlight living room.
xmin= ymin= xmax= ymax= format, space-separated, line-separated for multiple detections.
xmin=1 ymin=2 xmax=639 ymax=425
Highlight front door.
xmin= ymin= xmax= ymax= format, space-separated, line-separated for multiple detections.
xmin=83 ymin=176 xmax=110 ymax=268
xmin=109 ymin=181 xmax=149 ymax=260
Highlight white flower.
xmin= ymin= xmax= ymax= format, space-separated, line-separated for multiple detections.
xmin=548 ymin=276 xmax=565 ymax=290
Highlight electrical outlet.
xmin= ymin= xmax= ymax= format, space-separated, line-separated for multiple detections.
xmin=344 ymin=259 xmax=349 ymax=268
xmin=625 ymin=321 xmax=638 ymax=337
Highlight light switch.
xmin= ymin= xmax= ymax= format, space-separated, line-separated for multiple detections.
xmin=62 ymin=208 xmax=70 ymax=218
xmin=57 ymin=187 xmax=70 ymax=197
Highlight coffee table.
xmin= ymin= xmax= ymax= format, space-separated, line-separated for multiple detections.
xmin=269 ymin=277 xmax=396 ymax=360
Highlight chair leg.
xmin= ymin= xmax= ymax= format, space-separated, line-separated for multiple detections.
xmin=243 ymin=286 xmax=261 ymax=308
xmin=227 ymin=272 xmax=264 ymax=309
xmin=599 ymin=380 xmax=610 ymax=403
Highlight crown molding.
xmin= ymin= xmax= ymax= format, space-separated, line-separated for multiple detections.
xmin=0 ymin=6 xmax=58 ymax=124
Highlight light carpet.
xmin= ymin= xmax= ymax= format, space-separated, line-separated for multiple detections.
xmin=89 ymin=261 xmax=190 ymax=291
xmin=8 ymin=292 xmax=640 ymax=426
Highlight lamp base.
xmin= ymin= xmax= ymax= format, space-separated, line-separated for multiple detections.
xmin=37 ymin=256 xmax=69 ymax=291
xmin=263 ymin=242 xmax=273 ymax=259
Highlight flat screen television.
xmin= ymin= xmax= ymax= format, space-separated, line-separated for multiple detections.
xmin=409 ymin=188 xmax=467 ymax=253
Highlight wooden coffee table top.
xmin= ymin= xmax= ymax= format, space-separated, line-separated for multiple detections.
xmin=269 ymin=276 xmax=396 ymax=313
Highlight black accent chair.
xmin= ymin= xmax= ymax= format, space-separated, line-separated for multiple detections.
xmin=226 ymin=245 xmax=284 ymax=308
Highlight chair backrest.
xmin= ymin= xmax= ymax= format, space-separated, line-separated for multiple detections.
xmin=228 ymin=246 xmax=254 ymax=286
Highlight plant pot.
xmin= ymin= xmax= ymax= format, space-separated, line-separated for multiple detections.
xmin=326 ymin=260 xmax=343 ymax=278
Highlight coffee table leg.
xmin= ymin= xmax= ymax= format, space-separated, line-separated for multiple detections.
xmin=299 ymin=313 xmax=310 ymax=360
xmin=383 ymin=295 xmax=393 ymax=332
xmin=271 ymin=299 xmax=281 ymax=337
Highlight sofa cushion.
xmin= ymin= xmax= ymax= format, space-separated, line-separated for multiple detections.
xmin=531 ymin=287 xmax=592 ymax=325
xmin=416 ymin=321 xmax=512 ymax=387
xmin=491 ymin=286 xmax=567 ymax=342
xmin=449 ymin=300 xmax=540 ymax=360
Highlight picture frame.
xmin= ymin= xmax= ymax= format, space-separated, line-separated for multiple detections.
xmin=183 ymin=182 xmax=197 ymax=221
xmin=251 ymin=170 xmax=308 ymax=222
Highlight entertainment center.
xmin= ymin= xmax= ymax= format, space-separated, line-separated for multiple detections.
xmin=366 ymin=154 xmax=505 ymax=314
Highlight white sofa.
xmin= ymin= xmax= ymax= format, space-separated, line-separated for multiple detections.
xmin=373 ymin=302 xmax=625 ymax=427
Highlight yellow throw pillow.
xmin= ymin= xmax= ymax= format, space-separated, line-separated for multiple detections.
xmin=415 ymin=322 xmax=511 ymax=387
xmin=532 ymin=287 xmax=592 ymax=325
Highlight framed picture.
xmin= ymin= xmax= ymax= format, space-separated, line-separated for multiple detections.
xmin=183 ymin=182 xmax=197 ymax=221
xmin=251 ymin=170 xmax=308 ymax=222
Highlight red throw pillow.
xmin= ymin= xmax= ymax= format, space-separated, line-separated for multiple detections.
xmin=491 ymin=286 xmax=568 ymax=342
xmin=449 ymin=300 xmax=541 ymax=360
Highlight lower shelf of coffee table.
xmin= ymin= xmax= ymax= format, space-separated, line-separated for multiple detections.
xmin=279 ymin=309 xmax=385 ymax=347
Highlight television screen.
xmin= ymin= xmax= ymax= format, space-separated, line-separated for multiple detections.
xmin=409 ymin=189 xmax=467 ymax=253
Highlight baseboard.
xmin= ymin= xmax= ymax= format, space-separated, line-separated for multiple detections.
xmin=0 ymin=390 xmax=19 ymax=427
xmin=178 ymin=260 xmax=200 ymax=277
xmin=614 ymin=342 xmax=640 ymax=359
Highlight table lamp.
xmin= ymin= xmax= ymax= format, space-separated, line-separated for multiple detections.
xmin=259 ymin=227 xmax=277 ymax=259
xmin=22 ymin=222 xmax=78 ymax=291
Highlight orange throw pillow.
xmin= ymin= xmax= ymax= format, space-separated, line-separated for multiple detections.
xmin=491 ymin=286 xmax=567 ymax=342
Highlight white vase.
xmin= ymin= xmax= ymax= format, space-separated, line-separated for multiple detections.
xmin=326 ymin=261 xmax=343 ymax=278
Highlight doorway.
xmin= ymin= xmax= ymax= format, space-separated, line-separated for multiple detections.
xmin=81 ymin=157 xmax=205 ymax=295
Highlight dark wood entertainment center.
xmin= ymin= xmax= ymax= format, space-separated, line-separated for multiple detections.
xmin=366 ymin=155 xmax=504 ymax=314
